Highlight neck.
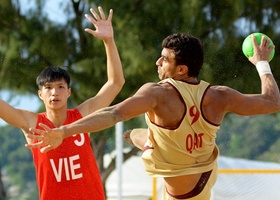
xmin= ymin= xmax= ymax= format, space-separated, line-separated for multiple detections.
xmin=176 ymin=76 xmax=199 ymax=84
xmin=45 ymin=108 xmax=68 ymax=127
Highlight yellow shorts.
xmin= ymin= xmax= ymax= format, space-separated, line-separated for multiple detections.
xmin=163 ymin=163 xmax=218 ymax=200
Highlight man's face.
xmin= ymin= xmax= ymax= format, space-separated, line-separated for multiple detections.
xmin=156 ymin=48 xmax=178 ymax=80
xmin=38 ymin=79 xmax=71 ymax=109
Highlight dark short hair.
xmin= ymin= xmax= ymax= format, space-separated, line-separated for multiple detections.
xmin=162 ymin=33 xmax=204 ymax=77
xmin=36 ymin=66 xmax=70 ymax=89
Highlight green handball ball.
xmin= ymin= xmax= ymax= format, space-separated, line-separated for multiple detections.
xmin=242 ymin=32 xmax=275 ymax=61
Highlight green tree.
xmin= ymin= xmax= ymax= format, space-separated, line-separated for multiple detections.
xmin=217 ymin=113 xmax=280 ymax=161
xmin=0 ymin=126 xmax=37 ymax=199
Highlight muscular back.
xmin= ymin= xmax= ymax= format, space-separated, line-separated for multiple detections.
xmin=147 ymin=82 xmax=187 ymax=129
xmin=148 ymin=82 xmax=230 ymax=128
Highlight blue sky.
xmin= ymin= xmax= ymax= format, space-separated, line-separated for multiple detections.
xmin=18 ymin=0 xmax=69 ymax=24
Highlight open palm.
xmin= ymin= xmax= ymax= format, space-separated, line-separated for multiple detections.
xmin=85 ymin=6 xmax=113 ymax=41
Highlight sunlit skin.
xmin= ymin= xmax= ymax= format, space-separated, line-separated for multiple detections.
xmin=26 ymin=34 xmax=280 ymax=197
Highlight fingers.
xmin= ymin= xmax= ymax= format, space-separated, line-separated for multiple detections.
xmin=251 ymin=34 xmax=258 ymax=48
xmin=89 ymin=8 xmax=100 ymax=21
xmin=107 ymin=9 xmax=113 ymax=22
xmin=26 ymin=132 xmax=44 ymax=140
xmin=25 ymin=142 xmax=53 ymax=153
xmin=251 ymin=34 xmax=272 ymax=49
xmin=40 ymin=145 xmax=53 ymax=153
xmin=98 ymin=6 xmax=105 ymax=20
xmin=85 ymin=13 xmax=95 ymax=24
xmin=260 ymin=35 xmax=269 ymax=47
xmin=84 ymin=28 xmax=95 ymax=35
xmin=87 ymin=6 xmax=113 ymax=22
xmin=29 ymin=128 xmax=45 ymax=136
xmin=28 ymin=123 xmax=50 ymax=136
xmin=25 ymin=141 xmax=43 ymax=148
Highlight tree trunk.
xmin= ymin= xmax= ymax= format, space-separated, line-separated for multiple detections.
xmin=0 ymin=167 xmax=6 ymax=200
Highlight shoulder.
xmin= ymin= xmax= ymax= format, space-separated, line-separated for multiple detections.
xmin=204 ymin=85 xmax=241 ymax=109
xmin=136 ymin=82 xmax=173 ymax=96
xmin=208 ymin=85 xmax=240 ymax=96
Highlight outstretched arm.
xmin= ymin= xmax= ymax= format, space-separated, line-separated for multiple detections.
xmin=0 ymin=99 xmax=37 ymax=128
xmin=26 ymin=83 xmax=160 ymax=153
xmin=78 ymin=6 xmax=125 ymax=116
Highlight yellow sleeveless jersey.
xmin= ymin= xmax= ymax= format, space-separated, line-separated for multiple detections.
xmin=142 ymin=78 xmax=220 ymax=177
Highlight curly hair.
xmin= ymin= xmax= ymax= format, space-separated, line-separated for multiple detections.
xmin=162 ymin=33 xmax=204 ymax=77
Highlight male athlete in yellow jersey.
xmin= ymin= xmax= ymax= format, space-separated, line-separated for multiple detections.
xmin=27 ymin=33 xmax=280 ymax=200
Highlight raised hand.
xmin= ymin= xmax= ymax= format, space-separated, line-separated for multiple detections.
xmin=249 ymin=34 xmax=275 ymax=65
xmin=84 ymin=6 xmax=114 ymax=41
xmin=25 ymin=123 xmax=65 ymax=153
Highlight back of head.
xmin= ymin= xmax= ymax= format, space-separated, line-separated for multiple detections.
xmin=162 ymin=33 xmax=204 ymax=77
xmin=36 ymin=66 xmax=71 ymax=89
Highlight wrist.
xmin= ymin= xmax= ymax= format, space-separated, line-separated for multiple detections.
xmin=256 ymin=61 xmax=272 ymax=77
xmin=60 ymin=126 xmax=67 ymax=139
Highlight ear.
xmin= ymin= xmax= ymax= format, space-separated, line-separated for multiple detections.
xmin=38 ymin=90 xmax=43 ymax=100
xmin=68 ymin=88 xmax=72 ymax=97
xmin=177 ymin=65 xmax=189 ymax=76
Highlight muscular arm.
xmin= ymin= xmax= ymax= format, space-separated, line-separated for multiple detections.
xmin=224 ymin=34 xmax=280 ymax=115
xmin=202 ymin=35 xmax=280 ymax=125
xmin=27 ymin=83 xmax=159 ymax=152
xmin=65 ymin=83 xmax=157 ymax=137
xmin=206 ymin=78 xmax=280 ymax=125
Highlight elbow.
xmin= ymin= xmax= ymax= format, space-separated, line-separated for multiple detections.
xmin=269 ymin=95 xmax=280 ymax=113
xmin=275 ymin=93 xmax=280 ymax=111
xmin=114 ymin=76 xmax=125 ymax=91
xmin=276 ymin=99 xmax=280 ymax=112
xmin=120 ymin=76 xmax=125 ymax=88
xmin=119 ymin=78 xmax=125 ymax=90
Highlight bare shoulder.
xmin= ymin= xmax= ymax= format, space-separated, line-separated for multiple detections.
xmin=207 ymin=85 xmax=239 ymax=99
xmin=202 ymin=85 xmax=240 ymax=124
xmin=136 ymin=82 xmax=167 ymax=95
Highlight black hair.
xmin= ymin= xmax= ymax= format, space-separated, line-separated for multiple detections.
xmin=162 ymin=33 xmax=204 ymax=77
xmin=36 ymin=66 xmax=70 ymax=89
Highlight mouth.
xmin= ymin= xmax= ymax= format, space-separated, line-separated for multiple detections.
xmin=51 ymin=99 xmax=60 ymax=103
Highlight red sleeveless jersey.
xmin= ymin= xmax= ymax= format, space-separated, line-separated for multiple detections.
xmin=31 ymin=108 xmax=105 ymax=200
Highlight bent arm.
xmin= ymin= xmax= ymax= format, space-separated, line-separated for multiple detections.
xmin=216 ymin=75 xmax=280 ymax=117
xmin=228 ymin=34 xmax=280 ymax=115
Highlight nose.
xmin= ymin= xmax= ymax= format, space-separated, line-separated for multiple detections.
xmin=156 ymin=57 xmax=162 ymax=66
xmin=51 ymin=88 xmax=58 ymax=95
